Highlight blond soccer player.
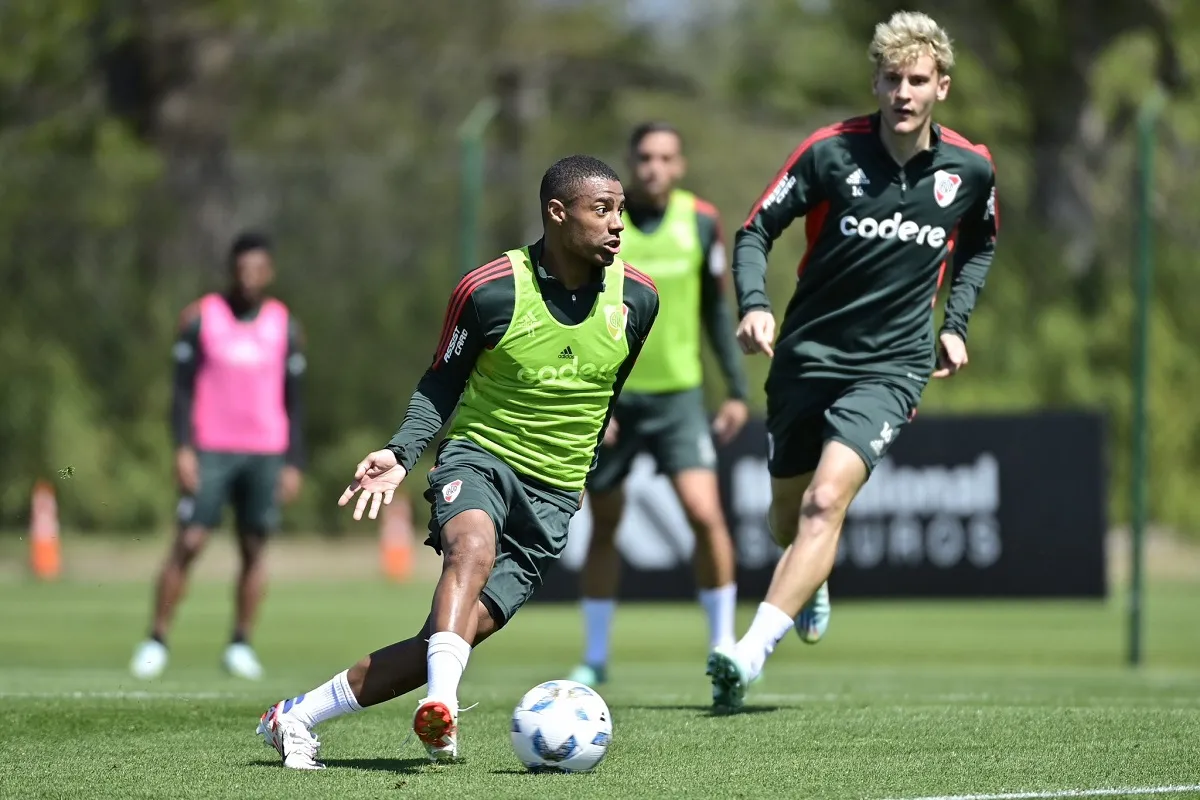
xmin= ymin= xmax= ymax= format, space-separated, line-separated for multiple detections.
xmin=708 ymin=11 xmax=1000 ymax=710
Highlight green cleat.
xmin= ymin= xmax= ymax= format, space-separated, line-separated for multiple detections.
xmin=706 ymin=647 xmax=752 ymax=712
xmin=567 ymin=663 xmax=607 ymax=687
xmin=795 ymin=581 xmax=831 ymax=644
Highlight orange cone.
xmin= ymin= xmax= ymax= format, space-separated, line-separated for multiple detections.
xmin=380 ymin=492 xmax=413 ymax=581
xmin=30 ymin=480 xmax=61 ymax=580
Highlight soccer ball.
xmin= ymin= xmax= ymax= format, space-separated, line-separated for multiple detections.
xmin=510 ymin=679 xmax=613 ymax=773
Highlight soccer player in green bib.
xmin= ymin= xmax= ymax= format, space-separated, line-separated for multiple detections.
xmin=254 ymin=155 xmax=659 ymax=768
xmin=708 ymin=12 xmax=999 ymax=710
xmin=568 ymin=122 xmax=750 ymax=688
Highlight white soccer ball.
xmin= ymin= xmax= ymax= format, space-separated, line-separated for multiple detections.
xmin=510 ymin=679 xmax=613 ymax=773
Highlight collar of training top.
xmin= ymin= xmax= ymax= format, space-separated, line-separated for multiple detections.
xmin=868 ymin=110 xmax=945 ymax=154
xmin=529 ymin=240 xmax=607 ymax=292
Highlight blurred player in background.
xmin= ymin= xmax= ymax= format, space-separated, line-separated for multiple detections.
xmin=708 ymin=11 xmax=999 ymax=709
xmin=568 ymin=122 xmax=749 ymax=688
xmin=255 ymin=155 xmax=659 ymax=768
xmin=130 ymin=231 xmax=307 ymax=681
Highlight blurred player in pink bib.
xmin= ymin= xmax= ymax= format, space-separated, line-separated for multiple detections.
xmin=130 ymin=231 xmax=307 ymax=681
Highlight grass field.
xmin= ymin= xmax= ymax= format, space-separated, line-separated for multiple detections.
xmin=1 ymin=539 xmax=1198 ymax=800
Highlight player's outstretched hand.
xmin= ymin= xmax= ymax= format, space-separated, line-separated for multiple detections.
xmin=932 ymin=332 xmax=968 ymax=378
xmin=338 ymin=449 xmax=408 ymax=521
xmin=736 ymin=309 xmax=776 ymax=357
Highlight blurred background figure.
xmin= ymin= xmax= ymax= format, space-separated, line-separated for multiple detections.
xmin=569 ymin=122 xmax=749 ymax=687
xmin=130 ymin=232 xmax=307 ymax=681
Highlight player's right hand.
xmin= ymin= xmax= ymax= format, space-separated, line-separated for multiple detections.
xmin=175 ymin=446 xmax=200 ymax=494
xmin=339 ymin=448 xmax=408 ymax=521
xmin=736 ymin=309 xmax=776 ymax=357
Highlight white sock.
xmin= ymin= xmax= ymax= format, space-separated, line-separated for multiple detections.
xmin=581 ymin=598 xmax=616 ymax=667
xmin=282 ymin=669 xmax=362 ymax=728
xmin=735 ymin=602 xmax=795 ymax=679
xmin=698 ymin=583 xmax=737 ymax=650
xmin=426 ymin=631 xmax=471 ymax=714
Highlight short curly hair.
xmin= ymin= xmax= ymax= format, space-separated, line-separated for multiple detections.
xmin=539 ymin=155 xmax=621 ymax=212
xmin=869 ymin=11 xmax=955 ymax=75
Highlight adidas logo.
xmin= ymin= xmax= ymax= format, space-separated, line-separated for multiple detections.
xmin=518 ymin=311 xmax=540 ymax=338
xmin=558 ymin=346 xmax=575 ymax=359
xmin=846 ymin=168 xmax=870 ymax=186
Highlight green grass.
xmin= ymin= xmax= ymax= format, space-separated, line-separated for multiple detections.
xmin=1 ymin=577 xmax=1198 ymax=799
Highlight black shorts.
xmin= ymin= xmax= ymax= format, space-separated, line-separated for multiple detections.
xmin=586 ymin=388 xmax=716 ymax=493
xmin=424 ymin=437 xmax=579 ymax=625
xmin=177 ymin=451 xmax=284 ymax=534
xmin=766 ymin=377 xmax=923 ymax=478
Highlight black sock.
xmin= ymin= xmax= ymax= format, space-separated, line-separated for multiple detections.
xmin=231 ymin=633 xmax=247 ymax=646
xmin=150 ymin=633 xmax=166 ymax=647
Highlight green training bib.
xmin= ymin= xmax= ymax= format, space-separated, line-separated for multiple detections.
xmin=620 ymin=189 xmax=704 ymax=393
xmin=448 ymin=248 xmax=630 ymax=491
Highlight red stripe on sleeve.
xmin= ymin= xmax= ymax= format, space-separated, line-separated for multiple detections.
xmin=795 ymin=199 xmax=830 ymax=279
xmin=623 ymin=263 xmax=657 ymax=293
xmin=939 ymin=129 xmax=1000 ymax=236
xmin=931 ymin=225 xmax=959 ymax=308
xmin=694 ymin=197 xmax=724 ymax=248
xmin=938 ymin=127 xmax=993 ymax=163
xmin=430 ymin=258 xmax=510 ymax=369
xmin=693 ymin=197 xmax=719 ymax=219
xmin=742 ymin=117 xmax=872 ymax=229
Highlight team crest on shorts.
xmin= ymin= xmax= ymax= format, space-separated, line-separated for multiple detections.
xmin=442 ymin=479 xmax=463 ymax=503
xmin=933 ymin=170 xmax=962 ymax=207
xmin=603 ymin=304 xmax=628 ymax=340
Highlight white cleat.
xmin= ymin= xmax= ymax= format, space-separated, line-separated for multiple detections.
xmin=223 ymin=643 xmax=264 ymax=680
xmin=257 ymin=701 xmax=324 ymax=770
xmin=412 ymin=698 xmax=458 ymax=762
xmin=130 ymin=639 xmax=168 ymax=680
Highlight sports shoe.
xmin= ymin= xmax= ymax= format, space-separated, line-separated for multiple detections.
xmin=567 ymin=663 xmax=607 ymax=687
xmin=129 ymin=639 xmax=168 ymax=680
xmin=706 ymin=646 xmax=752 ymax=712
xmin=257 ymin=701 xmax=324 ymax=770
xmin=223 ymin=643 xmax=264 ymax=680
xmin=412 ymin=698 xmax=458 ymax=762
xmin=795 ymin=581 xmax=831 ymax=644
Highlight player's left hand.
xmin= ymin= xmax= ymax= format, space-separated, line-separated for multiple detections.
xmin=712 ymin=399 xmax=750 ymax=445
xmin=932 ymin=332 xmax=968 ymax=378
xmin=276 ymin=465 xmax=303 ymax=505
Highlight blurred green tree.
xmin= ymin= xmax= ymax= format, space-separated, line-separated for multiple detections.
xmin=1 ymin=0 xmax=1198 ymax=536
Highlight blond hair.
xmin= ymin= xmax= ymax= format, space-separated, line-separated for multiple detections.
xmin=868 ymin=11 xmax=955 ymax=75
